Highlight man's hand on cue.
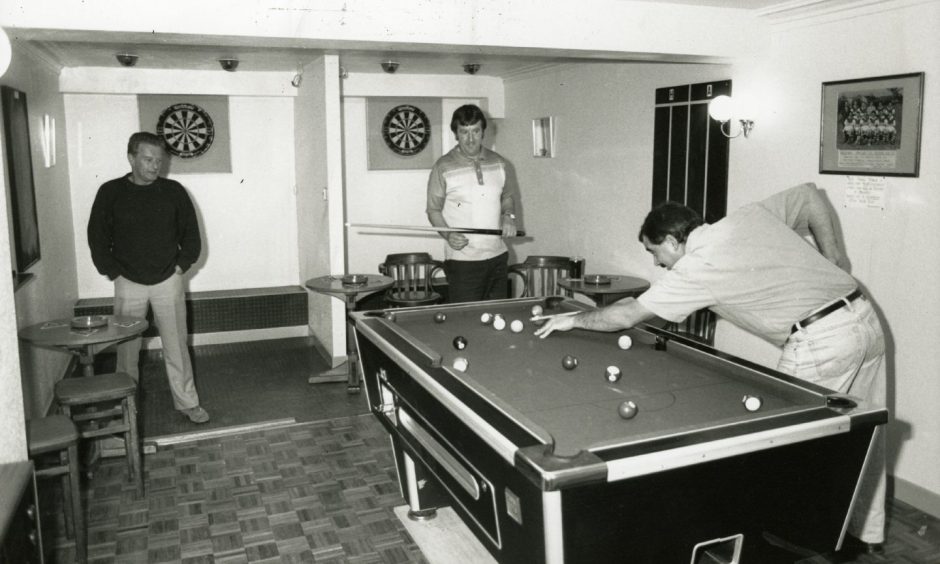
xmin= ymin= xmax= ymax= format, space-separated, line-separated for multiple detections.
xmin=446 ymin=231 xmax=469 ymax=250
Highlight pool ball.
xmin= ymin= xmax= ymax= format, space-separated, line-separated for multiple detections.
xmin=383 ymin=312 xmax=396 ymax=322
xmin=618 ymin=400 xmax=638 ymax=419
xmin=742 ymin=395 xmax=763 ymax=412
xmin=434 ymin=312 xmax=447 ymax=323
xmin=452 ymin=336 xmax=468 ymax=350
xmin=531 ymin=304 xmax=544 ymax=317
xmin=510 ymin=319 xmax=524 ymax=333
xmin=561 ymin=355 xmax=579 ymax=370
xmin=493 ymin=316 xmax=507 ymax=331
xmin=605 ymin=366 xmax=622 ymax=383
xmin=481 ymin=312 xmax=493 ymax=325
xmin=617 ymin=335 xmax=633 ymax=350
xmin=452 ymin=357 xmax=469 ymax=372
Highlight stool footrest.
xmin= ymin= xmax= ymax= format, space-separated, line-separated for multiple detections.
xmin=80 ymin=425 xmax=131 ymax=439
xmin=71 ymin=407 xmax=124 ymax=421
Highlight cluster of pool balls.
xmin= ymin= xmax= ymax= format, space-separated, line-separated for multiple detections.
xmin=434 ymin=305 xmax=641 ymax=420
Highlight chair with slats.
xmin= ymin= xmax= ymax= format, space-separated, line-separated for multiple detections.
xmin=378 ymin=252 xmax=446 ymax=307
xmin=508 ymin=255 xmax=573 ymax=298
xmin=664 ymin=308 xmax=718 ymax=345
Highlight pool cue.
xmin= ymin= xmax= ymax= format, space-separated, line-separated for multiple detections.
xmin=346 ymin=222 xmax=526 ymax=237
xmin=530 ymin=310 xmax=581 ymax=322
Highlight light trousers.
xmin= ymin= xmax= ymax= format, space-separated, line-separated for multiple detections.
xmin=114 ymin=274 xmax=199 ymax=410
xmin=778 ymin=297 xmax=886 ymax=544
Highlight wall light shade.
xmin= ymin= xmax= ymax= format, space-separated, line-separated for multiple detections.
xmin=708 ymin=95 xmax=734 ymax=122
xmin=381 ymin=60 xmax=399 ymax=73
xmin=0 ymin=27 xmax=13 ymax=77
xmin=708 ymin=94 xmax=754 ymax=139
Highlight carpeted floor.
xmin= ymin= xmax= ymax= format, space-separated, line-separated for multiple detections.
xmin=89 ymin=337 xmax=371 ymax=441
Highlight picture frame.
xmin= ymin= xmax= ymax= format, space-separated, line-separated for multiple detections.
xmin=819 ymin=72 xmax=924 ymax=177
xmin=1 ymin=86 xmax=41 ymax=273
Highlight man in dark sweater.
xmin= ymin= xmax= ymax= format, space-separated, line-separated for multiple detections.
xmin=87 ymin=132 xmax=209 ymax=424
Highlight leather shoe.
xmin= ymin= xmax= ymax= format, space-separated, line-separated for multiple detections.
xmin=182 ymin=406 xmax=210 ymax=424
xmin=840 ymin=533 xmax=884 ymax=556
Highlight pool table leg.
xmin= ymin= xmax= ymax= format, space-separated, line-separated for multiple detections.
xmin=404 ymin=453 xmax=439 ymax=521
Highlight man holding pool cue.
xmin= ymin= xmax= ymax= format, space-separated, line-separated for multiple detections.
xmin=426 ymin=104 xmax=519 ymax=303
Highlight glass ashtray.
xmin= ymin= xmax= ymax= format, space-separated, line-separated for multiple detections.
xmin=71 ymin=315 xmax=108 ymax=330
xmin=341 ymin=274 xmax=369 ymax=286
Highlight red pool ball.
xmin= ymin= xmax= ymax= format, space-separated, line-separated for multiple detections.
xmin=562 ymin=355 xmax=579 ymax=370
xmin=618 ymin=400 xmax=638 ymax=419
xmin=434 ymin=312 xmax=447 ymax=323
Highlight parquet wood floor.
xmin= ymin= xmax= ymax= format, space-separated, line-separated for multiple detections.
xmin=39 ymin=412 xmax=940 ymax=563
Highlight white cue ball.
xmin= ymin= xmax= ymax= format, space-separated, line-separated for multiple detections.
xmin=510 ymin=319 xmax=524 ymax=333
xmin=531 ymin=305 xmax=544 ymax=317
xmin=617 ymin=335 xmax=633 ymax=350
xmin=742 ymin=395 xmax=763 ymax=412
xmin=481 ymin=312 xmax=493 ymax=325
xmin=453 ymin=357 xmax=469 ymax=372
xmin=493 ymin=316 xmax=507 ymax=331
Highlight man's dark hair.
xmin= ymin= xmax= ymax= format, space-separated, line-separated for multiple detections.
xmin=127 ymin=132 xmax=167 ymax=156
xmin=450 ymin=104 xmax=487 ymax=134
xmin=638 ymin=201 xmax=704 ymax=244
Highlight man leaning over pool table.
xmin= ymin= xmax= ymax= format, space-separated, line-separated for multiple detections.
xmin=535 ymin=182 xmax=887 ymax=556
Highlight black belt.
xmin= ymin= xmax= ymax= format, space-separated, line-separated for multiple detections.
xmin=791 ymin=289 xmax=863 ymax=335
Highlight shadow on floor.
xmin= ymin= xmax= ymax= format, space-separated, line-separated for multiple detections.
xmin=89 ymin=337 xmax=371 ymax=440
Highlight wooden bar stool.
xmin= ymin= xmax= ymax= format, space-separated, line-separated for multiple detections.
xmin=27 ymin=414 xmax=87 ymax=564
xmin=54 ymin=372 xmax=143 ymax=497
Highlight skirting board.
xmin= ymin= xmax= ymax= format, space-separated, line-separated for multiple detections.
xmin=893 ymin=475 xmax=940 ymax=519
xmin=393 ymin=505 xmax=496 ymax=564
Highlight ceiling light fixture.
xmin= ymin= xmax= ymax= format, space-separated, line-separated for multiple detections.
xmin=218 ymin=58 xmax=239 ymax=72
xmin=463 ymin=63 xmax=481 ymax=75
xmin=381 ymin=60 xmax=399 ymax=74
xmin=115 ymin=53 xmax=139 ymax=67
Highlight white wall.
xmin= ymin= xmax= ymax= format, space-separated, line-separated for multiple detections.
xmin=724 ymin=0 xmax=940 ymax=514
xmin=342 ymin=71 xmax=503 ymax=274
xmin=1 ymin=41 xmax=78 ymax=460
xmin=501 ymin=63 xmax=731 ymax=280
xmin=64 ymin=90 xmax=299 ymax=297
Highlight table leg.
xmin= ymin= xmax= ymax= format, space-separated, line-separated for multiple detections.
xmin=307 ymin=294 xmax=361 ymax=393
xmin=78 ymin=346 xmax=97 ymax=377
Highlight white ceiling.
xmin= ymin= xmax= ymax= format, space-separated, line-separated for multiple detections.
xmin=15 ymin=0 xmax=791 ymax=78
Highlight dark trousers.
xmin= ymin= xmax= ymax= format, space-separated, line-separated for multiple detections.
xmin=444 ymin=252 xmax=509 ymax=303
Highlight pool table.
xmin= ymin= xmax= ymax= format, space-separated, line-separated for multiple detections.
xmin=352 ymin=297 xmax=887 ymax=564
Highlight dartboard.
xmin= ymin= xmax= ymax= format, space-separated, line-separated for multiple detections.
xmin=157 ymin=103 xmax=215 ymax=158
xmin=382 ymin=104 xmax=430 ymax=156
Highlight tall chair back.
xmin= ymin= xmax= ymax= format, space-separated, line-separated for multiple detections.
xmin=379 ymin=252 xmax=446 ymax=307
xmin=665 ymin=309 xmax=718 ymax=345
xmin=508 ymin=255 xmax=572 ymax=298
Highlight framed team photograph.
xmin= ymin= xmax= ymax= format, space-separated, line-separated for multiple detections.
xmin=819 ymin=72 xmax=924 ymax=177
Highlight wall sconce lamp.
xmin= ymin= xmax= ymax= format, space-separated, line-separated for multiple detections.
xmin=708 ymin=95 xmax=754 ymax=139
xmin=463 ymin=63 xmax=481 ymax=75
xmin=115 ymin=53 xmax=139 ymax=67
xmin=218 ymin=58 xmax=239 ymax=72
